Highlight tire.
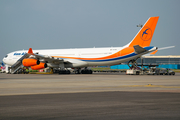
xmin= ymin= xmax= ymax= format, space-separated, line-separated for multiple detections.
xmin=67 ymin=70 xmax=70 ymax=74
xmin=136 ymin=71 xmax=140 ymax=75
xmin=59 ymin=71 xmax=62 ymax=74
xmin=89 ymin=70 xmax=93 ymax=74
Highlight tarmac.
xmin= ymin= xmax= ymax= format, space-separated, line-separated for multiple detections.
xmin=0 ymin=72 xmax=180 ymax=119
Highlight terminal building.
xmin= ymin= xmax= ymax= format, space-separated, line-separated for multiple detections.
xmin=110 ymin=55 xmax=180 ymax=69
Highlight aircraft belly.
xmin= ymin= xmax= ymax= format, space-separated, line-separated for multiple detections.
xmin=65 ymin=59 xmax=88 ymax=68
xmin=86 ymin=53 xmax=145 ymax=66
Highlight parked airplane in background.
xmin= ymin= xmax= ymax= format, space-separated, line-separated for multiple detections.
xmin=3 ymin=16 xmax=159 ymax=74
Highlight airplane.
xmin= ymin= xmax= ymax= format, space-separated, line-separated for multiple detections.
xmin=3 ymin=16 xmax=159 ymax=74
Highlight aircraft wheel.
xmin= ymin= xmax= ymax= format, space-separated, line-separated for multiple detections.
xmin=81 ymin=70 xmax=85 ymax=74
xmin=59 ymin=71 xmax=62 ymax=74
xmin=81 ymin=70 xmax=92 ymax=74
xmin=66 ymin=70 xmax=70 ymax=74
xmin=89 ymin=70 xmax=93 ymax=74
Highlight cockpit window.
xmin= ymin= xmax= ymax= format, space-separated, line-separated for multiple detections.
xmin=4 ymin=55 xmax=8 ymax=58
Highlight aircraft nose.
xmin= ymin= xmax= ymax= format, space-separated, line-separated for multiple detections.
xmin=2 ymin=58 xmax=6 ymax=64
xmin=2 ymin=54 xmax=9 ymax=64
xmin=2 ymin=56 xmax=8 ymax=65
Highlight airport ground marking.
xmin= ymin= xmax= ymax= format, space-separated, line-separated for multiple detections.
xmin=81 ymin=84 xmax=180 ymax=90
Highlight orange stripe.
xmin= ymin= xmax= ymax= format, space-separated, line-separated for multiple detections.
xmin=52 ymin=47 xmax=134 ymax=60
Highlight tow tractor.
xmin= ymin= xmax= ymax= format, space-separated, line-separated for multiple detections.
xmin=126 ymin=64 xmax=175 ymax=75
xmin=126 ymin=69 xmax=141 ymax=75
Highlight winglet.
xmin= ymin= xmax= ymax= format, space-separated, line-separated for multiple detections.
xmin=28 ymin=48 xmax=33 ymax=54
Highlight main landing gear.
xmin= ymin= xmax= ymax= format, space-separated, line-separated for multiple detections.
xmin=59 ymin=69 xmax=71 ymax=74
xmin=58 ymin=69 xmax=71 ymax=74
xmin=81 ymin=69 xmax=93 ymax=74
xmin=75 ymin=67 xmax=93 ymax=74
xmin=58 ymin=67 xmax=93 ymax=74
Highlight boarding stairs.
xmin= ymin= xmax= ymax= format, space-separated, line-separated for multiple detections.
xmin=10 ymin=53 xmax=30 ymax=74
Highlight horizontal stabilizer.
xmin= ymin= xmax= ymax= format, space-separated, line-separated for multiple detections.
xmin=133 ymin=45 xmax=147 ymax=54
xmin=150 ymin=50 xmax=158 ymax=55
xmin=149 ymin=46 xmax=175 ymax=55
xmin=158 ymin=46 xmax=175 ymax=50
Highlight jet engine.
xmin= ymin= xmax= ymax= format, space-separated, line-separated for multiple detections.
xmin=31 ymin=62 xmax=47 ymax=70
xmin=22 ymin=58 xmax=40 ymax=67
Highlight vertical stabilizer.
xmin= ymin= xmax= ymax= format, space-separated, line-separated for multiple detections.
xmin=128 ymin=16 xmax=159 ymax=47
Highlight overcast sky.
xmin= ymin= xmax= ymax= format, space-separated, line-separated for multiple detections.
xmin=0 ymin=0 xmax=180 ymax=60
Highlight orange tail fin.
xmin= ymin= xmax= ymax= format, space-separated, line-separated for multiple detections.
xmin=128 ymin=16 xmax=159 ymax=47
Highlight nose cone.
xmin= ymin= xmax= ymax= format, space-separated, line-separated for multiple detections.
xmin=2 ymin=54 xmax=11 ymax=65
xmin=3 ymin=57 xmax=7 ymax=64
xmin=2 ymin=53 xmax=18 ymax=66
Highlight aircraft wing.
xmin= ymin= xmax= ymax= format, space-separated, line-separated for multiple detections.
xmin=27 ymin=48 xmax=68 ymax=64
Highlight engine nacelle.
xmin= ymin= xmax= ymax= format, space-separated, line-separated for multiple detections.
xmin=31 ymin=62 xmax=47 ymax=70
xmin=22 ymin=58 xmax=40 ymax=67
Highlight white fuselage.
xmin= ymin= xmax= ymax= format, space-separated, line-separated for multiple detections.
xmin=3 ymin=46 xmax=156 ymax=68
xmin=3 ymin=47 xmax=122 ymax=66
